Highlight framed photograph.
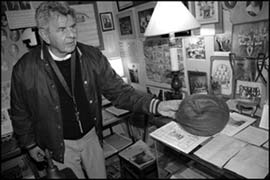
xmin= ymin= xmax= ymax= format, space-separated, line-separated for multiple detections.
xmin=210 ymin=56 xmax=234 ymax=98
xmin=70 ymin=2 xmax=104 ymax=50
xmin=194 ymin=1 xmax=219 ymax=24
xmin=100 ymin=12 xmax=114 ymax=32
xmin=135 ymin=1 xmax=156 ymax=38
xmin=116 ymin=10 xmax=136 ymax=39
xmin=235 ymin=80 xmax=265 ymax=102
xmin=116 ymin=1 xmax=134 ymax=11
xmin=185 ymin=36 xmax=206 ymax=60
xmin=214 ymin=33 xmax=232 ymax=53
xmin=231 ymin=20 xmax=268 ymax=58
xmin=187 ymin=71 xmax=208 ymax=95
xmin=116 ymin=1 xmax=150 ymax=12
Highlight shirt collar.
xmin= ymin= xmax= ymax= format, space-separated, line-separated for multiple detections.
xmin=48 ymin=48 xmax=71 ymax=61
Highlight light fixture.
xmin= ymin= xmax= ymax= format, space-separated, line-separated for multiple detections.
xmin=144 ymin=1 xmax=200 ymax=99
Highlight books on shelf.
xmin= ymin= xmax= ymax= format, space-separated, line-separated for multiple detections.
xmin=105 ymin=106 xmax=129 ymax=117
xmin=219 ymin=112 xmax=256 ymax=136
xmin=150 ymin=121 xmax=210 ymax=154
xmin=224 ymin=144 xmax=269 ymax=179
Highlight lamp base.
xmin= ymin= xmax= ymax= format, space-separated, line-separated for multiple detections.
xmin=164 ymin=71 xmax=183 ymax=100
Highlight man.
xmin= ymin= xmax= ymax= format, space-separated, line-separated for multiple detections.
xmin=10 ymin=2 xmax=181 ymax=178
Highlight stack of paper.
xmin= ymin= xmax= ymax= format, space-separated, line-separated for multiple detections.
xmin=224 ymin=144 xmax=269 ymax=178
xmin=219 ymin=112 xmax=256 ymax=136
xmin=194 ymin=134 xmax=247 ymax=168
xmin=150 ymin=121 xmax=210 ymax=154
xmin=234 ymin=126 xmax=268 ymax=146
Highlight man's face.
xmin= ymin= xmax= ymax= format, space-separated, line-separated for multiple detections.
xmin=45 ymin=14 xmax=77 ymax=57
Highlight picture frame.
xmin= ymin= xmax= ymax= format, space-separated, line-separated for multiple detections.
xmin=194 ymin=1 xmax=219 ymax=24
xmin=187 ymin=71 xmax=208 ymax=95
xmin=210 ymin=56 xmax=234 ymax=98
xmin=235 ymin=80 xmax=265 ymax=102
xmin=231 ymin=20 xmax=269 ymax=58
xmin=185 ymin=36 xmax=206 ymax=60
xmin=234 ymin=80 xmax=266 ymax=115
xmin=99 ymin=12 xmax=115 ymax=32
xmin=135 ymin=1 xmax=156 ymax=38
xmin=116 ymin=10 xmax=136 ymax=39
xmin=69 ymin=2 xmax=104 ymax=50
xmin=116 ymin=1 xmax=134 ymax=12
xmin=116 ymin=1 xmax=150 ymax=12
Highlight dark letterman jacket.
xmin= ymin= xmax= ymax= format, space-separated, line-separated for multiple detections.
xmin=10 ymin=42 xmax=160 ymax=163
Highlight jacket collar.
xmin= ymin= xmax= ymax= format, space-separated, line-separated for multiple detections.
xmin=40 ymin=43 xmax=82 ymax=61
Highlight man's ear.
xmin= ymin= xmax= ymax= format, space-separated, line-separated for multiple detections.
xmin=38 ymin=29 xmax=50 ymax=44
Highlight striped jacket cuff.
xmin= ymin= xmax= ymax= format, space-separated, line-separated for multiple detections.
xmin=149 ymin=98 xmax=161 ymax=115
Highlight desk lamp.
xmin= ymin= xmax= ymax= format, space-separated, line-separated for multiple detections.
xmin=144 ymin=1 xmax=200 ymax=99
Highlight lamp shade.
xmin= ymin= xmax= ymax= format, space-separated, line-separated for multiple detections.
xmin=144 ymin=1 xmax=200 ymax=36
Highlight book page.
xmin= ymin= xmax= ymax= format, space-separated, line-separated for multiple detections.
xmin=234 ymin=126 xmax=269 ymax=146
xmin=194 ymin=134 xmax=247 ymax=168
xmin=219 ymin=112 xmax=256 ymax=136
xmin=224 ymin=144 xmax=269 ymax=178
xmin=259 ymin=103 xmax=269 ymax=130
xmin=150 ymin=121 xmax=210 ymax=154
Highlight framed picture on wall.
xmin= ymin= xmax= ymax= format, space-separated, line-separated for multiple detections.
xmin=235 ymin=80 xmax=264 ymax=102
xmin=188 ymin=71 xmax=208 ymax=95
xmin=135 ymin=1 xmax=156 ymax=38
xmin=116 ymin=10 xmax=136 ymax=39
xmin=116 ymin=1 xmax=134 ymax=11
xmin=210 ymin=56 xmax=234 ymax=98
xmin=231 ymin=20 xmax=269 ymax=58
xmin=100 ymin=12 xmax=114 ymax=32
xmin=194 ymin=1 xmax=219 ymax=24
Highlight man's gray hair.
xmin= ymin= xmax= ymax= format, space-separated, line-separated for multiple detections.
xmin=35 ymin=1 xmax=76 ymax=29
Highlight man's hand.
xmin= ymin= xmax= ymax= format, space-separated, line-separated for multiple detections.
xmin=157 ymin=100 xmax=182 ymax=119
xmin=28 ymin=146 xmax=45 ymax=162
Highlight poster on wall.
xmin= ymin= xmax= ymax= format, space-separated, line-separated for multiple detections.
xmin=194 ymin=1 xmax=219 ymax=24
xmin=185 ymin=36 xmax=206 ymax=61
xmin=143 ymin=37 xmax=187 ymax=90
xmin=231 ymin=20 xmax=269 ymax=58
